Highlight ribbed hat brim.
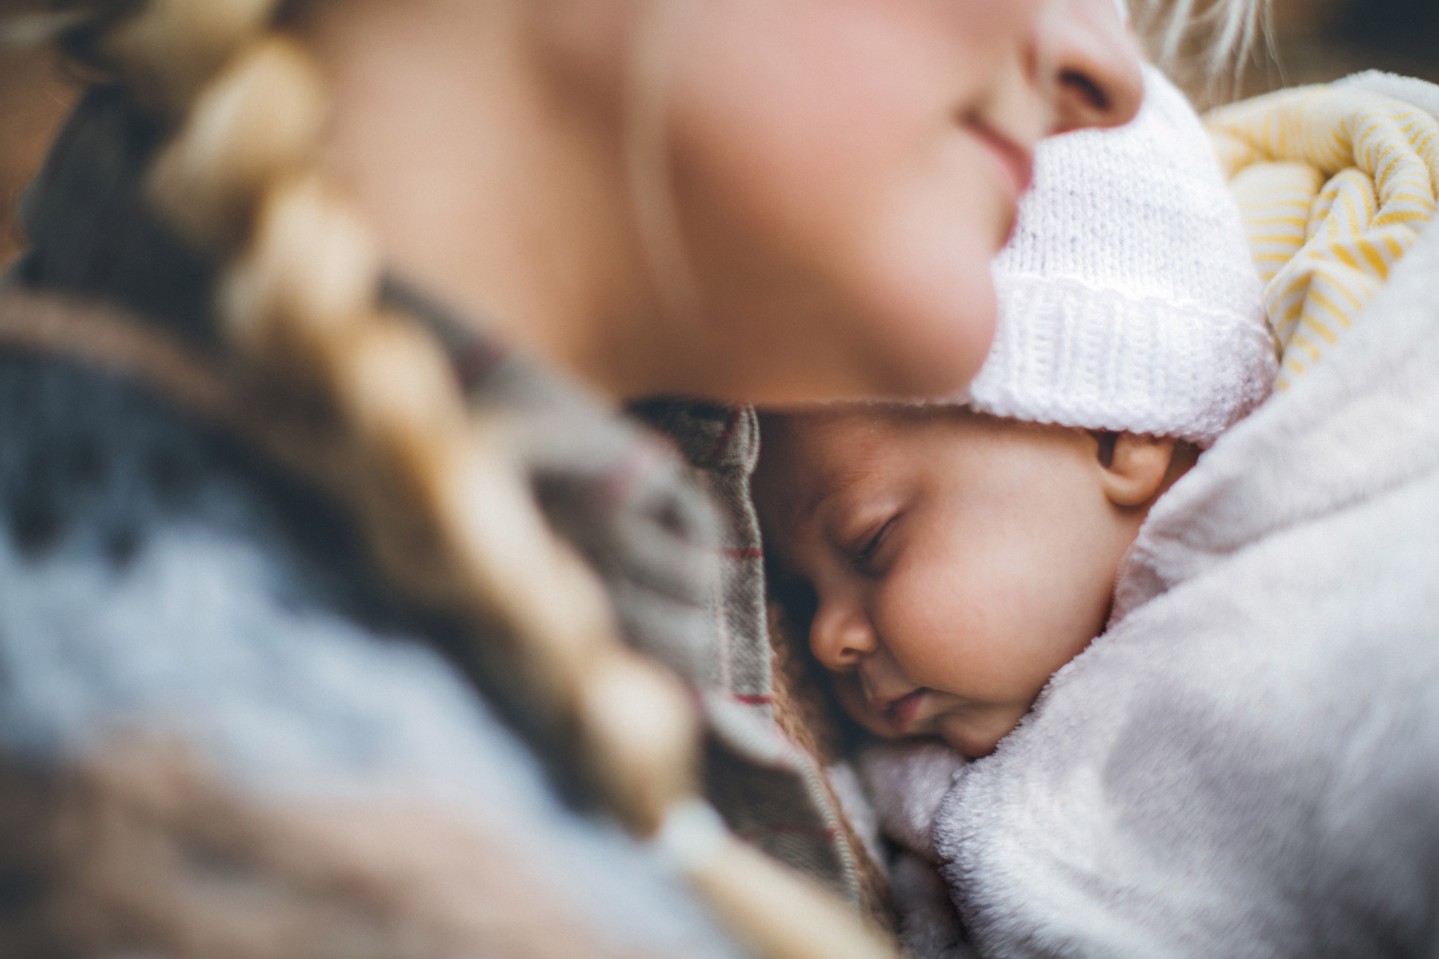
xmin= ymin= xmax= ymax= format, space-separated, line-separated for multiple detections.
xmin=962 ymin=273 xmax=1277 ymax=446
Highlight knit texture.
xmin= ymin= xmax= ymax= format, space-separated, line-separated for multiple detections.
xmin=962 ymin=65 xmax=1275 ymax=446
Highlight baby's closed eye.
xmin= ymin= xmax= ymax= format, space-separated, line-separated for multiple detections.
xmin=848 ymin=514 xmax=900 ymax=575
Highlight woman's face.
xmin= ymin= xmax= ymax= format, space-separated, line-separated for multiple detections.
xmin=311 ymin=0 xmax=1141 ymax=406
xmin=645 ymin=0 xmax=1143 ymax=404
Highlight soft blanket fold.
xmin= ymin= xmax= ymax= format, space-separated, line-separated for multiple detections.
xmin=1207 ymin=75 xmax=1439 ymax=390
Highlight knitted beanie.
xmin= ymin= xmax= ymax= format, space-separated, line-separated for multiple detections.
xmin=960 ymin=64 xmax=1276 ymax=446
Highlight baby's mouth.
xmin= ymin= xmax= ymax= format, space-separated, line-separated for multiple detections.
xmin=882 ymin=689 xmax=929 ymax=733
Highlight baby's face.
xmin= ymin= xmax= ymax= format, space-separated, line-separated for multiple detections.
xmin=755 ymin=407 xmax=1141 ymax=759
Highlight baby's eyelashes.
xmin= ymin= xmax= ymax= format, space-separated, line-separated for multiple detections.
xmin=848 ymin=515 xmax=899 ymax=576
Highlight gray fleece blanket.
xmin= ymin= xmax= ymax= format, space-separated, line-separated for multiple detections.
xmin=865 ymin=181 xmax=1439 ymax=958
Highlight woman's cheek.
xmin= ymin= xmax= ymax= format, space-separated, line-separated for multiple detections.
xmin=847 ymin=196 xmax=1002 ymax=397
xmin=659 ymin=6 xmax=1008 ymax=399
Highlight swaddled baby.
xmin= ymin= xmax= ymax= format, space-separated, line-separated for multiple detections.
xmin=756 ymin=64 xmax=1439 ymax=959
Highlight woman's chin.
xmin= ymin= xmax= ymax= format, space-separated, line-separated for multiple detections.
xmin=843 ymin=248 xmax=1001 ymax=401
xmin=863 ymin=303 xmax=998 ymax=401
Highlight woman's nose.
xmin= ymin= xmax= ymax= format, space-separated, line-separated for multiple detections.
xmin=809 ymin=599 xmax=876 ymax=671
xmin=1040 ymin=0 xmax=1145 ymax=133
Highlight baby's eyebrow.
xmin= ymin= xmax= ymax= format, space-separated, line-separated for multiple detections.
xmin=798 ymin=463 xmax=871 ymax=525
xmin=799 ymin=481 xmax=844 ymax=524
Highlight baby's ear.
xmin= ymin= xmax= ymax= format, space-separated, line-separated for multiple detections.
xmin=1091 ymin=431 xmax=1178 ymax=509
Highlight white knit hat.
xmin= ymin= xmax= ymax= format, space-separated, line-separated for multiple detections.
xmin=960 ymin=64 xmax=1276 ymax=446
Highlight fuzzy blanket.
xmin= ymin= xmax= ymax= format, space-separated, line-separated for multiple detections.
xmin=865 ymin=169 xmax=1439 ymax=959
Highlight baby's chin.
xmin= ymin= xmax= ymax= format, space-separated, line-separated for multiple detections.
xmin=841 ymin=714 xmax=1002 ymax=764
xmin=842 ymin=706 xmax=950 ymax=750
xmin=836 ymin=684 xmax=1026 ymax=760
xmin=936 ymin=712 xmax=1024 ymax=760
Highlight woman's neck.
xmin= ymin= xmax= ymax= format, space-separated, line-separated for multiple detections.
xmin=299 ymin=1 xmax=680 ymax=403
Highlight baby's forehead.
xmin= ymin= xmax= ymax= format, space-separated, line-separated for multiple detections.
xmin=756 ymin=406 xmax=934 ymax=513
xmin=762 ymin=404 xmax=958 ymax=461
xmin=756 ymin=405 xmax=1076 ymax=512
xmin=761 ymin=406 xmax=904 ymax=470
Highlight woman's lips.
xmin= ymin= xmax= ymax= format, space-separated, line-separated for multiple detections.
xmin=977 ymin=124 xmax=1035 ymax=198
xmin=970 ymin=121 xmax=1035 ymax=236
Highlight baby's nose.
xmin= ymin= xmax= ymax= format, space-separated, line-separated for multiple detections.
xmin=809 ymin=600 xmax=876 ymax=671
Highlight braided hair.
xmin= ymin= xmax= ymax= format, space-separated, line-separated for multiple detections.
xmin=3 ymin=3 xmax=897 ymax=958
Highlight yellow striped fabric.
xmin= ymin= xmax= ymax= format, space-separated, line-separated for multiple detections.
xmin=1206 ymin=85 xmax=1439 ymax=388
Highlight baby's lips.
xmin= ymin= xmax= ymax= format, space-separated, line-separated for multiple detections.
xmin=882 ymin=688 xmax=931 ymax=734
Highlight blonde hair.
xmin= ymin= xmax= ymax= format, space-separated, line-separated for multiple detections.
xmin=1131 ymin=0 xmax=1273 ymax=100
xmin=4 ymin=3 xmax=893 ymax=958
